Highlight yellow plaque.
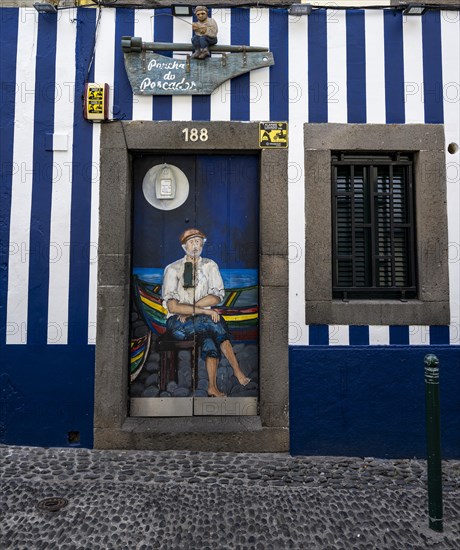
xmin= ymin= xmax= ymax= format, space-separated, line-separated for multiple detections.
xmin=84 ymin=83 xmax=108 ymax=121
xmin=259 ymin=122 xmax=288 ymax=148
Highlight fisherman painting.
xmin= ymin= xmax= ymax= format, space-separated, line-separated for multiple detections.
xmin=191 ymin=5 xmax=218 ymax=60
xmin=162 ymin=228 xmax=250 ymax=397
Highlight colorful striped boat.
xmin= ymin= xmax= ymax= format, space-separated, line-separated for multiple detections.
xmin=132 ymin=275 xmax=258 ymax=341
xmin=130 ymin=332 xmax=151 ymax=381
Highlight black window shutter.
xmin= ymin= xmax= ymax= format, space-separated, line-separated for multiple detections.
xmin=332 ymin=154 xmax=416 ymax=300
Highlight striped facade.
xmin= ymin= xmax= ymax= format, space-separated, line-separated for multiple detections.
xmin=0 ymin=6 xmax=459 ymax=452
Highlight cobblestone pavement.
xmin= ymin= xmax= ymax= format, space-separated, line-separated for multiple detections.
xmin=1 ymin=446 xmax=459 ymax=549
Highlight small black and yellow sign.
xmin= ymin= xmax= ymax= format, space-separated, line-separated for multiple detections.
xmin=259 ymin=122 xmax=288 ymax=148
xmin=84 ymin=83 xmax=109 ymax=121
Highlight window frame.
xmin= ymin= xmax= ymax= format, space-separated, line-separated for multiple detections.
xmin=304 ymin=124 xmax=450 ymax=326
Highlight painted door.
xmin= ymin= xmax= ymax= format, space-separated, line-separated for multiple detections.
xmin=129 ymin=154 xmax=259 ymax=416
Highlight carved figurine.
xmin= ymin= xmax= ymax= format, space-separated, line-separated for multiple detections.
xmin=191 ymin=5 xmax=218 ymax=60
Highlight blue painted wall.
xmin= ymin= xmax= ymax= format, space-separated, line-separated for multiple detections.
xmin=290 ymin=346 xmax=460 ymax=458
xmin=1 ymin=346 xmax=95 ymax=447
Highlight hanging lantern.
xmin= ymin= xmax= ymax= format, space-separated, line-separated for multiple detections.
xmin=155 ymin=163 xmax=176 ymax=200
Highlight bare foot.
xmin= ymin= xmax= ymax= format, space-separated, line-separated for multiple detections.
xmin=208 ymin=387 xmax=226 ymax=397
xmin=236 ymin=374 xmax=251 ymax=386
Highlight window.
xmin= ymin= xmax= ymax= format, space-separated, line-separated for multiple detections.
xmin=332 ymin=153 xmax=416 ymax=300
xmin=304 ymin=123 xmax=449 ymax=326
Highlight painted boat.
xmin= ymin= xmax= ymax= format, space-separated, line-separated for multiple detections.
xmin=130 ymin=332 xmax=151 ymax=382
xmin=132 ymin=275 xmax=258 ymax=341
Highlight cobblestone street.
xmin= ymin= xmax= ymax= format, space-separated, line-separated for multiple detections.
xmin=1 ymin=446 xmax=459 ymax=549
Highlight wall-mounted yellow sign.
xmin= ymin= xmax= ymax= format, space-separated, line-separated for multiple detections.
xmin=84 ymin=83 xmax=109 ymax=121
xmin=259 ymin=122 xmax=288 ymax=148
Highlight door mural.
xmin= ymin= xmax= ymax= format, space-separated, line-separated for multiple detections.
xmin=129 ymin=154 xmax=259 ymax=416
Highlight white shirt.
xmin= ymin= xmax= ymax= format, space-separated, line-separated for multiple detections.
xmin=162 ymin=256 xmax=225 ymax=318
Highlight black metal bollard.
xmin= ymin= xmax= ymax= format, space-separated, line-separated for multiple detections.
xmin=424 ymin=354 xmax=443 ymax=532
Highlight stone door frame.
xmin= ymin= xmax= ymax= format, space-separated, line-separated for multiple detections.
xmin=94 ymin=121 xmax=289 ymax=451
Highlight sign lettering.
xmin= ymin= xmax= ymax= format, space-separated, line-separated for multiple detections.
xmin=123 ymin=51 xmax=274 ymax=96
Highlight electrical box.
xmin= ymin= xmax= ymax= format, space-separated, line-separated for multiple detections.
xmin=84 ymin=83 xmax=109 ymax=121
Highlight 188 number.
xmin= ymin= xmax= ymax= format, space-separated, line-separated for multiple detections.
xmin=182 ymin=128 xmax=209 ymax=142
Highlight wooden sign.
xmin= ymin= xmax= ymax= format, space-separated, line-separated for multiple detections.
xmin=122 ymin=38 xmax=274 ymax=96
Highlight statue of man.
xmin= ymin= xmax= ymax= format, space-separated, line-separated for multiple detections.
xmin=191 ymin=5 xmax=218 ymax=60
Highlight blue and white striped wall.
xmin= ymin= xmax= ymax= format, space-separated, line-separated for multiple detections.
xmin=0 ymin=7 xmax=459 ymax=452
